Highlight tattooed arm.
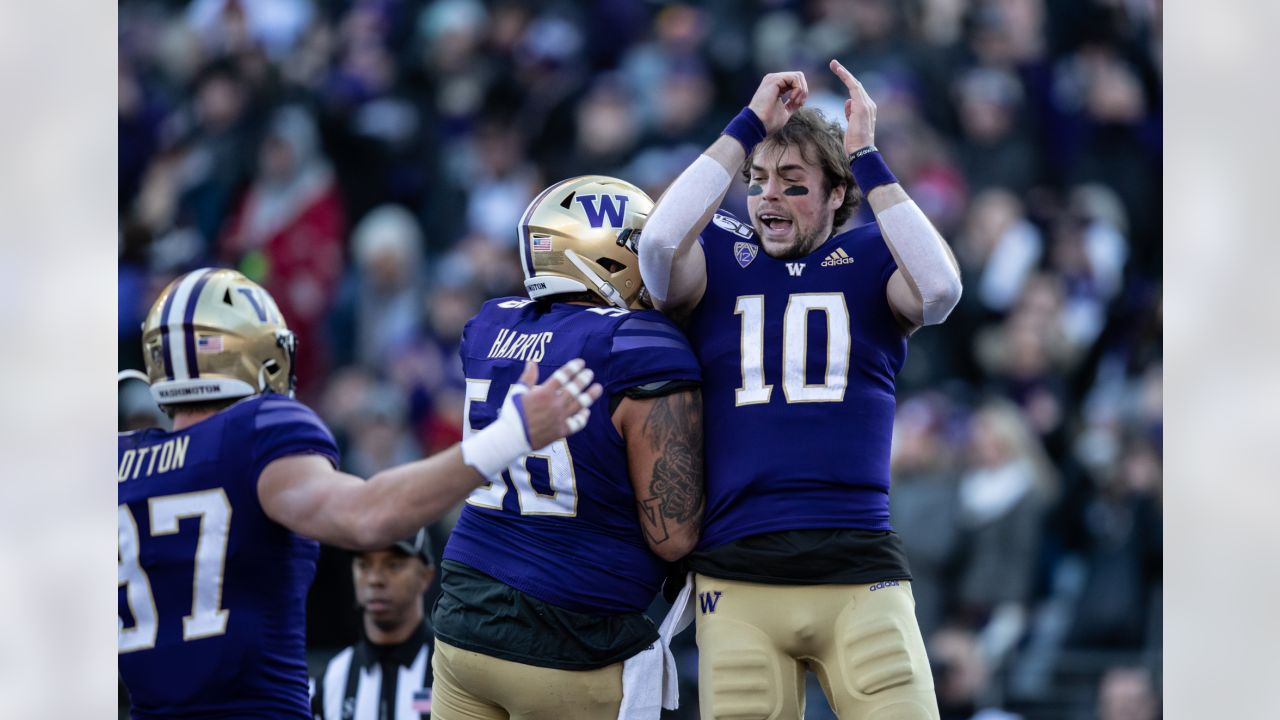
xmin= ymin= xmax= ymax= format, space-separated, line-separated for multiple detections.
xmin=613 ymin=389 xmax=704 ymax=561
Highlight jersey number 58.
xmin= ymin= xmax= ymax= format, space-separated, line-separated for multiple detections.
xmin=462 ymin=379 xmax=578 ymax=516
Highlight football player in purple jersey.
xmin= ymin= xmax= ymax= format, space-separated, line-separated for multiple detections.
xmin=118 ymin=268 xmax=600 ymax=719
xmin=638 ymin=61 xmax=963 ymax=719
xmin=430 ymin=176 xmax=704 ymax=720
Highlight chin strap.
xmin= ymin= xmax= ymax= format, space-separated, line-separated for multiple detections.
xmin=564 ymin=248 xmax=629 ymax=309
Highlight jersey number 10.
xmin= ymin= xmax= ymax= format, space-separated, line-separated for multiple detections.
xmin=462 ymin=379 xmax=578 ymax=516
xmin=735 ymin=292 xmax=851 ymax=405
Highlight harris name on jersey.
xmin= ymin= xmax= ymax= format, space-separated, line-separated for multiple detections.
xmin=486 ymin=327 xmax=555 ymax=363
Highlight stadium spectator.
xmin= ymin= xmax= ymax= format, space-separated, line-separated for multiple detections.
xmin=954 ymin=400 xmax=1057 ymax=664
xmin=1095 ymin=665 xmax=1159 ymax=720
xmin=890 ymin=396 xmax=963 ymax=642
xmin=312 ymin=529 xmax=437 ymax=720
xmin=955 ymin=188 xmax=1043 ymax=316
xmin=952 ymin=66 xmax=1042 ymax=194
xmin=930 ymin=626 xmax=1024 ymax=720
xmin=219 ymin=104 xmax=346 ymax=398
xmin=1066 ymin=435 xmax=1162 ymax=651
xmin=166 ymin=58 xmax=261 ymax=258
xmin=329 ymin=204 xmax=427 ymax=372
xmin=385 ymin=282 xmax=479 ymax=456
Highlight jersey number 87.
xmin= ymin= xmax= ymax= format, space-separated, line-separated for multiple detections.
xmin=119 ymin=489 xmax=232 ymax=653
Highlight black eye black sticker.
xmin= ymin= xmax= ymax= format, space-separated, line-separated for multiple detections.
xmin=747 ymin=184 xmax=764 ymax=196
xmin=783 ymin=186 xmax=810 ymax=196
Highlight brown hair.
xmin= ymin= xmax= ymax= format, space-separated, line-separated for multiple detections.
xmin=740 ymin=107 xmax=860 ymax=229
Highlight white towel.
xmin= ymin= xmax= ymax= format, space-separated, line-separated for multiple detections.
xmin=617 ymin=573 xmax=696 ymax=719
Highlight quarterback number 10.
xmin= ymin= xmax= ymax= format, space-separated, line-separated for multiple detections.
xmin=735 ymin=292 xmax=851 ymax=405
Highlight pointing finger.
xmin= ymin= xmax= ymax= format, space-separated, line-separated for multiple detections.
xmin=829 ymin=59 xmax=858 ymax=89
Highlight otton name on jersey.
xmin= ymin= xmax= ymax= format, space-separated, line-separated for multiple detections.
xmin=118 ymin=436 xmax=191 ymax=482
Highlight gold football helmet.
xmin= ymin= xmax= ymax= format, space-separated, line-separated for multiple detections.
xmin=518 ymin=175 xmax=653 ymax=309
xmin=137 ymin=268 xmax=296 ymax=406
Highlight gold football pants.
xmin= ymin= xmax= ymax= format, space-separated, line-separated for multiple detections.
xmin=694 ymin=574 xmax=939 ymax=720
xmin=431 ymin=639 xmax=623 ymax=720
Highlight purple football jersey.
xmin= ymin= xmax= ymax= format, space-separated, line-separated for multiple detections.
xmin=687 ymin=210 xmax=907 ymax=550
xmin=443 ymin=299 xmax=701 ymax=614
xmin=118 ymin=393 xmax=338 ymax=719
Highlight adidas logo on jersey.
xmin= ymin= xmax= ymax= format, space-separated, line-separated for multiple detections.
xmin=821 ymin=248 xmax=855 ymax=267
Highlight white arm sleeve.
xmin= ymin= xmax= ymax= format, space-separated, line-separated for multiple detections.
xmin=639 ymin=155 xmax=732 ymax=305
xmin=877 ymin=199 xmax=963 ymax=326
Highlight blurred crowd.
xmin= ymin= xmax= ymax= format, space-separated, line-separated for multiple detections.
xmin=118 ymin=0 xmax=1162 ymax=717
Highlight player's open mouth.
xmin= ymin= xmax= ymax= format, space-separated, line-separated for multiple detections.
xmin=759 ymin=212 xmax=793 ymax=234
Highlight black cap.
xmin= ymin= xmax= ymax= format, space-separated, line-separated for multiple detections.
xmin=391 ymin=527 xmax=434 ymax=566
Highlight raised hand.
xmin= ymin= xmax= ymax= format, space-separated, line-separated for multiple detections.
xmin=829 ymin=59 xmax=876 ymax=153
xmin=747 ymin=71 xmax=809 ymax=134
xmin=511 ymin=359 xmax=603 ymax=449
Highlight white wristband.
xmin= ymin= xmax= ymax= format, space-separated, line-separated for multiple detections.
xmin=460 ymin=385 xmax=533 ymax=478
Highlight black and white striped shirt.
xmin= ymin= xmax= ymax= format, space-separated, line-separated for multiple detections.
xmin=312 ymin=622 xmax=434 ymax=720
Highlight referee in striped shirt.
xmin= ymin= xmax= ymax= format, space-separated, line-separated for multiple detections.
xmin=313 ymin=529 xmax=436 ymax=719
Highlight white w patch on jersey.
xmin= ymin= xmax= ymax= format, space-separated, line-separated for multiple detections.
xmin=785 ymin=263 xmax=806 ymax=277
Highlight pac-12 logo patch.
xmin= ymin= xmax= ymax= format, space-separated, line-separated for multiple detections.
xmin=734 ymin=242 xmax=758 ymax=268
